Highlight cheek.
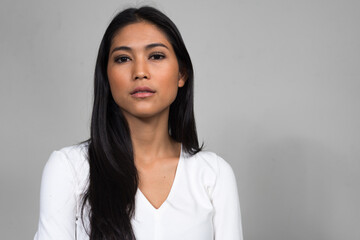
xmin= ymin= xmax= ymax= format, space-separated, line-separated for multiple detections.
xmin=156 ymin=61 xmax=180 ymax=86
xmin=158 ymin=70 xmax=180 ymax=100
xmin=107 ymin=71 xmax=127 ymax=101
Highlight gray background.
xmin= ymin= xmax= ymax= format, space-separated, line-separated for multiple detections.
xmin=1 ymin=0 xmax=359 ymax=239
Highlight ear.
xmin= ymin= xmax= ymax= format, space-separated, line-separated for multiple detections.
xmin=178 ymin=70 xmax=187 ymax=88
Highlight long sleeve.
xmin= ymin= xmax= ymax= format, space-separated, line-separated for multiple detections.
xmin=211 ymin=155 xmax=243 ymax=240
xmin=34 ymin=150 xmax=77 ymax=240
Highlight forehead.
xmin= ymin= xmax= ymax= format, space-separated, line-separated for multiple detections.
xmin=111 ymin=21 xmax=172 ymax=48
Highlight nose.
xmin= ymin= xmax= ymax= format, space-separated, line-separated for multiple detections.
xmin=133 ymin=58 xmax=150 ymax=80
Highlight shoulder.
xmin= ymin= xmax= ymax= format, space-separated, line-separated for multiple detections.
xmin=183 ymin=150 xmax=236 ymax=196
xmin=55 ymin=142 xmax=88 ymax=162
xmin=49 ymin=142 xmax=88 ymax=165
xmin=185 ymin=150 xmax=234 ymax=176
xmin=43 ymin=142 xmax=89 ymax=188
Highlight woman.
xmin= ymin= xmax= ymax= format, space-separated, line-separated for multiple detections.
xmin=34 ymin=6 xmax=243 ymax=240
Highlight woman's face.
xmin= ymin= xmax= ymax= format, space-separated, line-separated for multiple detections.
xmin=107 ymin=21 xmax=186 ymax=120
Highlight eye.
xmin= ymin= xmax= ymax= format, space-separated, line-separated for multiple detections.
xmin=114 ymin=55 xmax=131 ymax=63
xmin=149 ymin=53 xmax=165 ymax=60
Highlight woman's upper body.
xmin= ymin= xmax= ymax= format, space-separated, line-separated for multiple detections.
xmin=34 ymin=6 xmax=243 ymax=240
xmin=34 ymin=143 xmax=243 ymax=240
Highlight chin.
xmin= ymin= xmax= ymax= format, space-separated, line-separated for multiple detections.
xmin=126 ymin=107 xmax=170 ymax=120
xmin=134 ymin=112 xmax=157 ymax=119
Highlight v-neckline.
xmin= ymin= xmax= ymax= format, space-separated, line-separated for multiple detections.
xmin=137 ymin=144 xmax=184 ymax=212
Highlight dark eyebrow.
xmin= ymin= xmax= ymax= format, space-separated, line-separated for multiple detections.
xmin=110 ymin=46 xmax=131 ymax=54
xmin=110 ymin=43 xmax=169 ymax=54
xmin=145 ymin=43 xmax=169 ymax=50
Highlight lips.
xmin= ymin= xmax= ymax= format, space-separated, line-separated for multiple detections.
xmin=130 ymin=86 xmax=156 ymax=98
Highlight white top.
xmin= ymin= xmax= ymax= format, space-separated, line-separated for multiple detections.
xmin=34 ymin=143 xmax=243 ymax=240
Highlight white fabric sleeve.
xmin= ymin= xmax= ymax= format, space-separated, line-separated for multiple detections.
xmin=34 ymin=151 xmax=77 ymax=240
xmin=211 ymin=155 xmax=243 ymax=240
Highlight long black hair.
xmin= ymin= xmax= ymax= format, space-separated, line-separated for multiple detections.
xmin=82 ymin=6 xmax=202 ymax=240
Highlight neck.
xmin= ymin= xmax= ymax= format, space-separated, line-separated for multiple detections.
xmin=123 ymin=108 xmax=180 ymax=165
